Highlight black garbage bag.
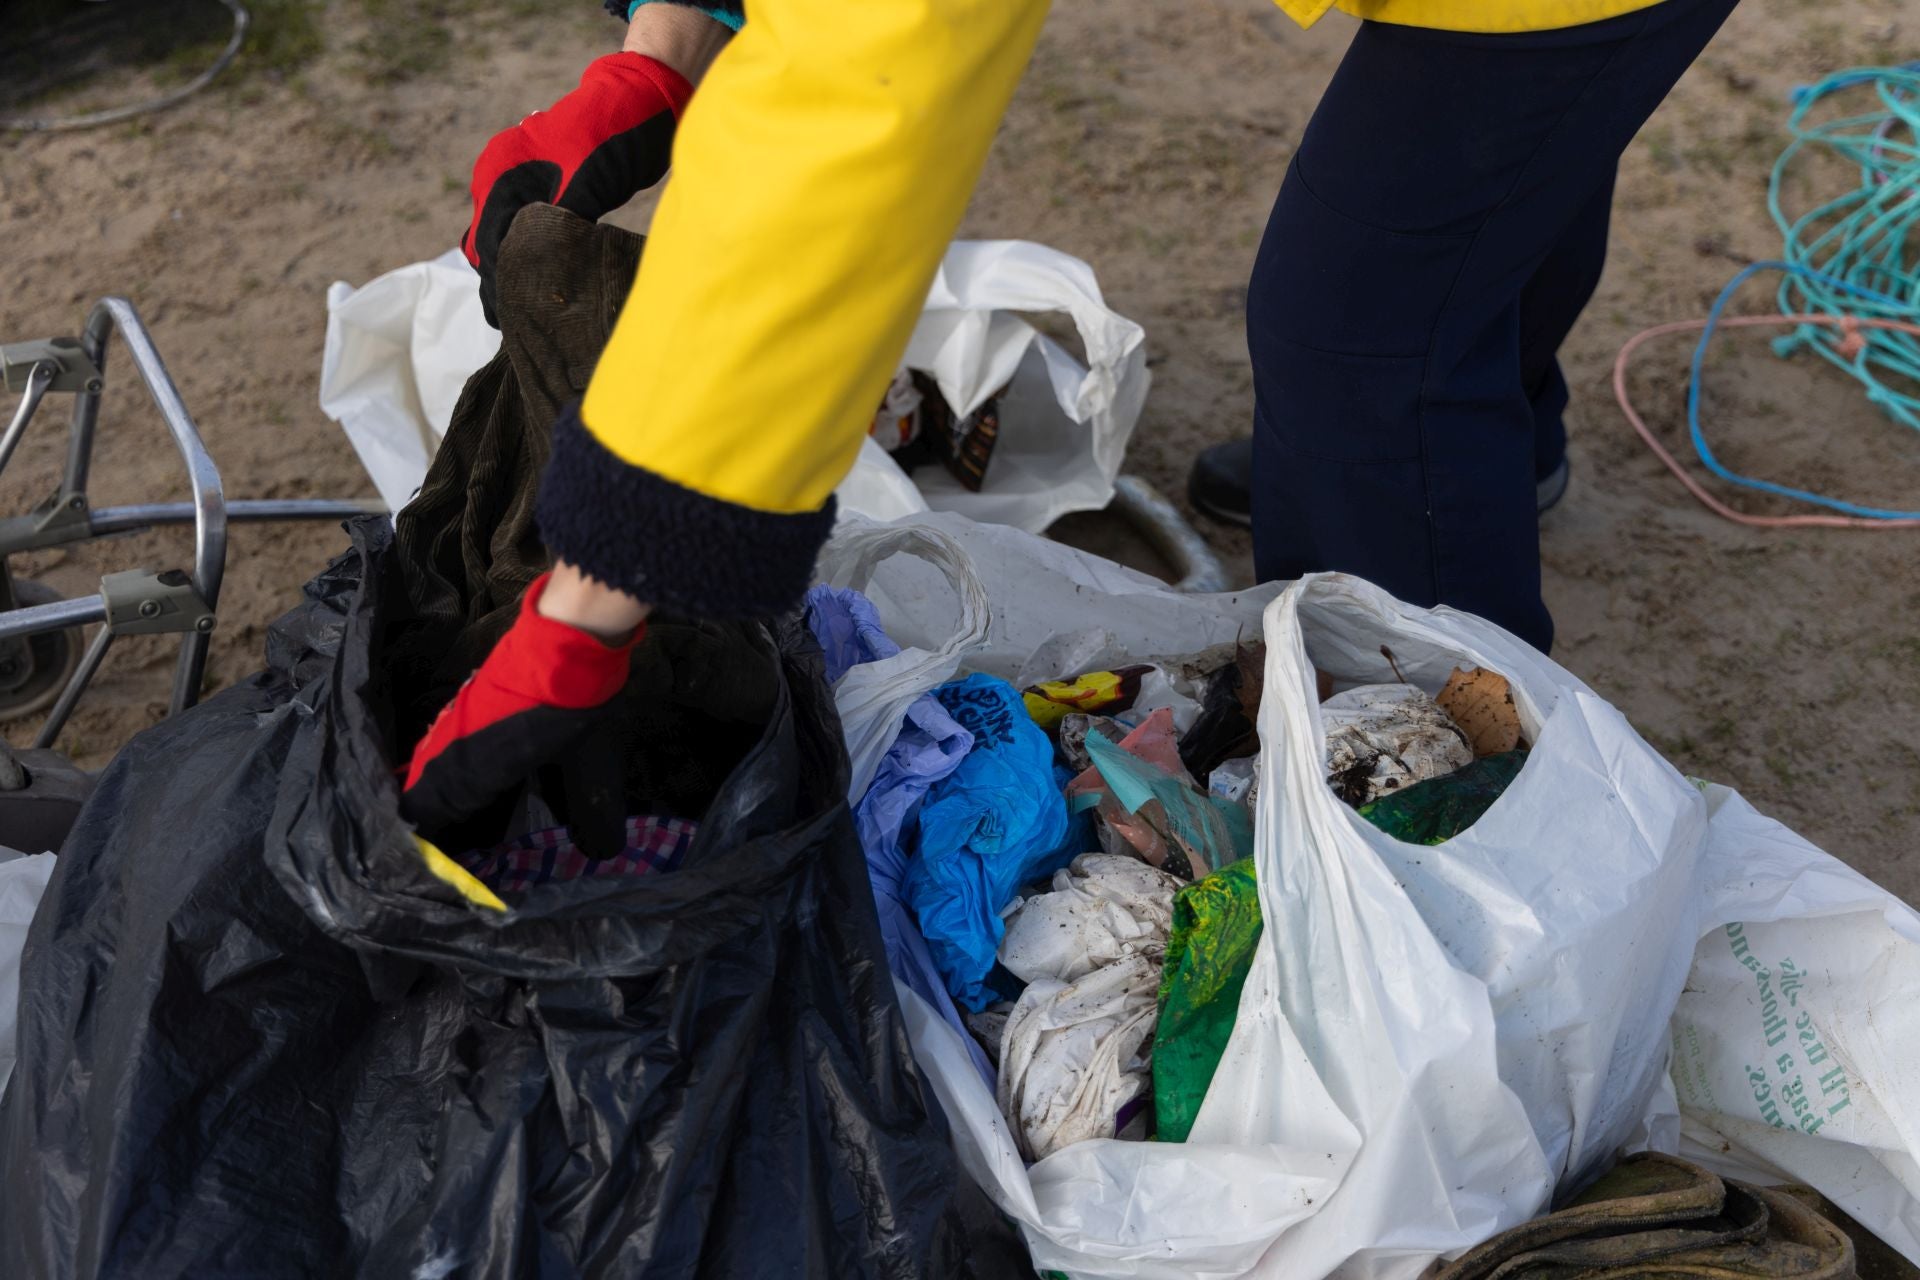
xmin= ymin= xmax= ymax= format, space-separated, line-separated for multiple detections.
xmin=0 ymin=518 xmax=1027 ymax=1278
xmin=0 ymin=202 xmax=1031 ymax=1280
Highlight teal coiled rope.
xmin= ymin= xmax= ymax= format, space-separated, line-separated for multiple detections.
xmin=1658 ymin=65 xmax=1920 ymax=522
xmin=1770 ymin=66 xmax=1920 ymax=433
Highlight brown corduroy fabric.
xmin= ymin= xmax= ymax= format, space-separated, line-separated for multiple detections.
xmin=387 ymin=204 xmax=778 ymax=825
xmin=394 ymin=203 xmax=647 ymax=677
xmin=1436 ymin=1155 xmax=1860 ymax=1280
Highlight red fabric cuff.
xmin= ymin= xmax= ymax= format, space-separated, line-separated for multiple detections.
xmin=593 ymin=50 xmax=695 ymax=122
xmin=401 ymin=573 xmax=640 ymax=792
xmin=489 ymin=572 xmax=643 ymax=709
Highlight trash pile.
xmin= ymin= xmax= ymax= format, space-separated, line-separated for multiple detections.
xmin=815 ymin=514 xmax=1920 ymax=1280
xmin=810 ymin=575 xmax=1540 ymax=1164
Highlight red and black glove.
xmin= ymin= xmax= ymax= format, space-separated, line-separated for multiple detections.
xmin=463 ymin=52 xmax=693 ymax=327
xmin=402 ymin=573 xmax=641 ymax=858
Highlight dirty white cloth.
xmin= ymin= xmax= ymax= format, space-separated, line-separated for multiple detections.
xmin=1321 ymin=682 xmax=1472 ymax=803
xmin=997 ymin=952 xmax=1161 ymax=1162
xmin=0 ymin=848 xmax=55 ymax=1094
xmin=1000 ymin=854 xmax=1182 ymax=986
xmin=995 ymin=854 xmax=1179 ymax=1161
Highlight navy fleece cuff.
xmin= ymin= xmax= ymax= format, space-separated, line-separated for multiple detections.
xmin=535 ymin=405 xmax=835 ymax=619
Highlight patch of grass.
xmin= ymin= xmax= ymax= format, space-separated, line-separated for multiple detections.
xmin=353 ymin=0 xmax=459 ymax=86
xmin=243 ymin=0 xmax=328 ymax=78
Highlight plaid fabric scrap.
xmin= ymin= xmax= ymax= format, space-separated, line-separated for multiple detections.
xmin=457 ymin=814 xmax=699 ymax=895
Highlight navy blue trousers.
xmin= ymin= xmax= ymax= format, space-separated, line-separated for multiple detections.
xmin=1248 ymin=0 xmax=1738 ymax=651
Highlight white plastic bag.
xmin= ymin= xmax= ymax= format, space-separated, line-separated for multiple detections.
xmin=839 ymin=438 xmax=932 ymax=523
xmin=318 ymin=241 xmax=1144 ymax=531
xmin=0 ymin=849 xmax=55 ymax=1094
xmin=903 ymin=571 xmax=1711 ymax=1279
xmin=900 ymin=239 xmax=1149 ymax=531
xmin=820 ymin=510 xmax=1277 ymax=690
xmin=1670 ymin=783 xmax=1920 ymax=1261
xmin=318 ymin=249 xmax=501 ymax=515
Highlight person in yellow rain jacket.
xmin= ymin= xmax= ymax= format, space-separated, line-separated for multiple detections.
xmin=399 ymin=0 xmax=1737 ymax=847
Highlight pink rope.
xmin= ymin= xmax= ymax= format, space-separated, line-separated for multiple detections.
xmin=1613 ymin=312 xmax=1920 ymax=529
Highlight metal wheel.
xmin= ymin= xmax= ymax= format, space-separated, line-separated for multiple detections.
xmin=0 ymin=579 xmax=85 ymax=722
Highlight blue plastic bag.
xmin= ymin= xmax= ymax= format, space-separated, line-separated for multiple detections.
xmin=808 ymin=585 xmax=896 ymax=684
xmin=911 ymin=673 xmax=1077 ymax=1012
xmin=806 ymin=588 xmax=995 ymax=1083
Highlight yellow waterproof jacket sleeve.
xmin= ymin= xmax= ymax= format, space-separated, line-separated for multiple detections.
xmin=536 ymin=0 xmax=1050 ymax=618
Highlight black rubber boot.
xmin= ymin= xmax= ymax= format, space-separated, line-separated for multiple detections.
xmin=1187 ymin=438 xmax=1253 ymax=527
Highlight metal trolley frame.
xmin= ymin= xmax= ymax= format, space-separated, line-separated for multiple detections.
xmin=0 ymin=297 xmax=383 ymax=750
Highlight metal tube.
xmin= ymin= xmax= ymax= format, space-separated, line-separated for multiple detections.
xmin=0 ymin=595 xmax=108 ymax=642
xmin=169 ymin=630 xmax=210 ymax=717
xmin=89 ymin=300 xmax=228 ymax=612
xmin=65 ymin=304 xmax=114 ymax=496
xmin=0 ymin=362 xmax=55 ymax=482
xmin=33 ymin=625 xmax=113 ymax=751
xmin=87 ymin=497 xmax=387 ymax=536
xmin=1110 ymin=474 xmax=1232 ymax=594
xmin=84 ymin=300 xmax=228 ymax=714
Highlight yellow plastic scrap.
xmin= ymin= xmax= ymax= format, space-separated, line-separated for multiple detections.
xmin=413 ymin=834 xmax=508 ymax=914
xmin=1021 ymin=665 xmax=1153 ymax=732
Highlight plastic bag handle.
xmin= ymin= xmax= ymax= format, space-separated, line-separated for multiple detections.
xmin=815 ymin=521 xmax=992 ymax=801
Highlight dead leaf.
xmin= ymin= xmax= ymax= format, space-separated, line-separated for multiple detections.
xmin=1234 ymin=644 xmax=1264 ymax=723
xmin=1436 ymin=666 xmax=1521 ymax=757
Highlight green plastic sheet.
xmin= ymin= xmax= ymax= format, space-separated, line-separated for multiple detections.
xmin=1355 ymin=749 xmax=1528 ymax=845
xmin=1153 ymin=857 xmax=1263 ymax=1144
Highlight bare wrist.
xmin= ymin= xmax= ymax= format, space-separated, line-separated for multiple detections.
xmin=623 ymin=5 xmax=732 ymax=85
xmin=538 ymin=561 xmax=650 ymax=643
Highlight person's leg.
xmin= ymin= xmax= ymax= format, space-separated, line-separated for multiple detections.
xmin=1245 ymin=0 xmax=1737 ymax=650
xmin=1520 ymin=172 xmax=1616 ymax=507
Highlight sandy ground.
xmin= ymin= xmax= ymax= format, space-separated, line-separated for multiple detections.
xmin=1 ymin=0 xmax=1915 ymax=893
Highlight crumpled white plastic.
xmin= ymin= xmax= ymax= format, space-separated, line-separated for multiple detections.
xmin=994 ymin=855 xmax=1180 ymax=1162
xmin=1000 ymin=854 xmax=1183 ymax=986
xmin=318 ymin=249 xmax=501 ymax=516
xmin=1320 ymin=682 xmax=1473 ymax=804
xmin=998 ymin=952 xmax=1163 ymax=1162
